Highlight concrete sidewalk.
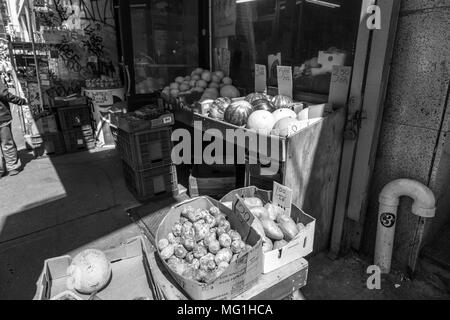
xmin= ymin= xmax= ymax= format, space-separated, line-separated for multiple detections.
xmin=0 ymin=147 xmax=142 ymax=299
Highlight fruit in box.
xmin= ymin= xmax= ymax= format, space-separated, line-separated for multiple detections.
xmin=271 ymin=118 xmax=308 ymax=137
xmin=158 ymin=205 xmax=253 ymax=284
xmin=272 ymin=108 xmax=297 ymax=123
xmin=224 ymin=101 xmax=253 ymax=127
xmin=66 ymin=249 xmax=112 ymax=295
xmin=272 ymin=95 xmax=294 ymax=109
xmin=209 ymin=97 xmax=232 ymax=120
xmin=245 ymin=93 xmax=269 ymax=104
xmin=247 ymin=110 xmax=276 ymax=134
xmin=220 ymin=85 xmax=240 ymax=99
xmin=252 ymin=99 xmax=276 ymax=112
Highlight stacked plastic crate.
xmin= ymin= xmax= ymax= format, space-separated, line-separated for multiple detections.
xmin=55 ymin=98 xmax=95 ymax=153
xmin=116 ymin=112 xmax=178 ymax=201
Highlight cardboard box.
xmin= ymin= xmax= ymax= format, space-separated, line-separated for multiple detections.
xmin=156 ymin=196 xmax=263 ymax=300
xmin=34 ymin=237 xmax=156 ymax=300
xmin=221 ymin=186 xmax=316 ymax=274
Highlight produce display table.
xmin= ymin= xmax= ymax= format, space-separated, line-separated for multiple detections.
xmin=128 ymin=195 xmax=309 ymax=300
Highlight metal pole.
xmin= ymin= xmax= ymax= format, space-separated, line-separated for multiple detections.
xmin=24 ymin=0 xmax=44 ymax=113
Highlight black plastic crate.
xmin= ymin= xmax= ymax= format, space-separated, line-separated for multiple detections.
xmin=116 ymin=127 xmax=173 ymax=171
xmin=30 ymin=133 xmax=66 ymax=157
xmin=122 ymin=161 xmax=178 ymax=201
xmin=57 ymin=105 xmax=92 ymax=131
xmin=63 ymin=127 xmax=96 ymax=153
xmin=246 ymin=162 xmax=283 ymax=190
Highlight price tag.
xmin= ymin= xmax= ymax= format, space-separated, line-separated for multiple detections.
xmin=255 ymin=64 xmax=267 ymax=93
xmin=88 ymin=56 xmax=98 ymax=63
xmin=273 ymin=182 xmax=293 ymax=215
xmin=232 ymin=195 xmax=255 ymax=225
xmin=277 ymin=66 xmax=293 ymax=98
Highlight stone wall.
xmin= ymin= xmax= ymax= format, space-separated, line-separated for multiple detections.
xmin=362 ymin=0 xmax=450 ymax=270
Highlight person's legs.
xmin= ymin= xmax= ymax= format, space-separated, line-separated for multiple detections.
xmin=0 ymin=124 xmax=21 ymax=175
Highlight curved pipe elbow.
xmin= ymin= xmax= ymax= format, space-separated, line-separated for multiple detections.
xmin=379 ymin=179 xmax=436 ymax=218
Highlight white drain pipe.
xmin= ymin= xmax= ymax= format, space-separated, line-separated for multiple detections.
xmin=374 ymin=179 xmax=436 ymax=273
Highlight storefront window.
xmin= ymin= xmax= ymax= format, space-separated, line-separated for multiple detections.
xmin=129 ymin=0 xmax=199 ymax=94
xmin=212 ymin=0 xmax=362 ymax=100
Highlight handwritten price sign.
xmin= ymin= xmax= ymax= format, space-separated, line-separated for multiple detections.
xmin=277 ymin=66 xmax=293 ymax=98
xmin=233 ymin=195 xmax=255 ymax=225
xmin=273 ymin=182 xmax=293 ymax=215
xmin=255 ymin=64 xmax=267 ymax=93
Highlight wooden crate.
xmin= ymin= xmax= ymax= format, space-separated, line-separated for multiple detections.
xmin=188 ymin=164 xmax=236 ymax=199
xmin=195 ymin=107 xmax=346 ymax=252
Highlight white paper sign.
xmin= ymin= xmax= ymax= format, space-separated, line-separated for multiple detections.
xmin=277 ymin=66 xmax=293 ymax=98
xmin=273 ymin=182 xmax=293 ymax=215
xmin=255 ymin=64 xmax=267 ymax=93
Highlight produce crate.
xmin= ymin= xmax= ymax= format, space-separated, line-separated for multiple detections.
xmin=57 ymin=105 xmax=92 ymax=131
xmin=118 ymin=113 xmax=175 ymax=133
xmin=156 ymin=196 xmax=263 ymax=300
xmin=122 ymin=162 xmax=178 ymax=202
xmin=116 ymin=127 xmax=173 ymax=171
xmin=31 ymin=133 xmax=66 ymax=157
xmin=246 ymin=162 xmax=283 ymax=191
xmin=189 ymin=164 xmax=237 ymax=199
xmin=34 ymin=237 xmax=156 ymax=300
xmin=63 ymin=126 xmax=96 ymax=153
xmin=221 ymin=186 xmax=316 ymax=274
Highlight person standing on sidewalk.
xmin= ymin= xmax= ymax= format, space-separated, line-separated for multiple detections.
xmin=0 ymin=77 xmax=27 ymax=178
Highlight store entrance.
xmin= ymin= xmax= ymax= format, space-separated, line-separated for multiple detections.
xmin=115 ymin=0 xmax=209 ymax=109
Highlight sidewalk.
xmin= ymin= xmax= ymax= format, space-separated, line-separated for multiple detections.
xmin=0 ymin=147 xmax=142 ymax=299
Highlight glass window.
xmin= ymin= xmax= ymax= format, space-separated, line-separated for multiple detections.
xmin=212 ymin=0 xmax=362 ymax=100
xmin=129 ymin=0 xmax=199 ymax=94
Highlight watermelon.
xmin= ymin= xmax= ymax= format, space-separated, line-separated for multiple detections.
xmin=209 ymin=97 xmax=232 ymax=120
xmin=224 ymin=101 xmax=254 ymax=127
xmin=245 ymin=93 xmax=269 ymax=104
xmin=272 ymin=95 xmax=294 ymax=109
xmin=247 ymin=110 xmax=276 ymax=134
xmin=252 ymin=99 xmax=275 ymax=112
xmin=272 ymin=108 xmax=297 ymax=123
xmin=271 ymin=118 xmax=308 ymax=137
xmin=220 ymin=85 xmax=240 ymax=99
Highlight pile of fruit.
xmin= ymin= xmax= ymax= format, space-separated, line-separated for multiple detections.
xmin=162 ymin=68 xmax=240 ymax=102
xmin=209 ymin=93 xmax=309 ymax=138
xmin=158 ymin=205 xmax=253 ymax=284
xmin=222 ymin=197 xmax=305 ymax=253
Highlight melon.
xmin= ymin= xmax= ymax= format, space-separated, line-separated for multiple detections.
xmin=245 ymin=93 xmax=269 ymax=104
xmin=224 ymin=101 xmax=253 ymax=127
xmin=197 ymin=80 xmax=208 ymax=88
xmin=170 ymin=89 xmax=180 ymax=97
xmin=192 ymin=74 xmax=201 ymax=81
xmin=271 ymin=118 xmax=308 ymax=137
xmin=66 ymin=249 xmax=112 ymax=294
xmin=179 ymin=83 xmax=190 ymax=92
xmin=209 ymin=97 xmax=232 ymax=120
xmin=214 ymin=71 xmax=225 ymax=81
xmin=192 ymin=67 xmax=204 ymax=75
xmin=175 ymin=76 xmax=185 ymax=84
xmin=272 ymin=95 xmax=294 ymax=109
xmin=169 ymin=82 xmax=179 ymax=90
xmin=189 ymin=80 xmax=197 ymax=87
xmin=209 ymin=82 xmax=220 ymax=89
xmin=272 ymin=108 xmax=297 ymax=123
xmin=184 ymin=76 xmax=191 ymax=82
xmin=220 ymin=85 xmax=240 ymax=99
xmin=202 ymin=88 xmax=219 ymax=100
xmin=247 ymin=110 xmax=276 ymax=134
xmin=222 ymin=77 xmax=233 ymax=85
xmin=211 ymin=74 xmax=221 ymax=83
xmin=252 ymin=99 xmax=275 ymax=112
xmin=201 ymin=71 xmax=212 ymax=82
